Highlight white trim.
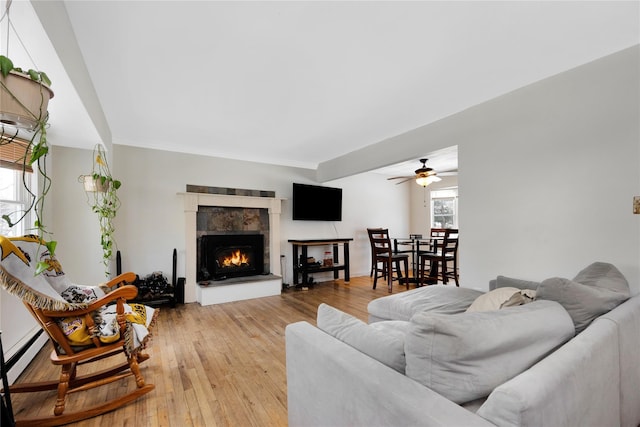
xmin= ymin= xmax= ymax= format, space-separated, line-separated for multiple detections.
xmin=4 ymin=328 xmax=48 ymax=384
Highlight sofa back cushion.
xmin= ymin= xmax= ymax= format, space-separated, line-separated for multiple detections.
xmin=317 ymin=303 xmax=410 ymax=373
xmin=572 ymin=261 xmax=630 ymax=294
xmin=537 ymin=262 xmax=630 ymax=334
xmin=490 ymin=275 xmax=541 ymax=291
xmin=405 ymin=300 xmax=574 ymax=404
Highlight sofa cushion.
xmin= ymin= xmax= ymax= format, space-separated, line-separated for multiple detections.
xmin=572 ymin=261 xmax=630 ymax=295
xmin=466 ymin=287 xmax=535 ymax=312
xmin=495 ymin=275 xmax=540 ymax=291
xmin=405 ymin=300 xmax=575 ymax=404
xmin=367 ymin=285 xmax=484 ymax=322
xmin=537 ymin=276 xmax=629 ymax=334
xmin=317 ymin=303 xmax=410 ymax=373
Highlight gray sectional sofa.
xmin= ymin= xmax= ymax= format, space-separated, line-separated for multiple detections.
xmin=285 ymin=262 xmax=640 ymax=426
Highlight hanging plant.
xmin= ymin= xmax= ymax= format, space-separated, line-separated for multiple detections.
xmin=80 ymin=144 xmax=121 ymax=277
xmin=0 ymin=54 xmax=55 ymax=275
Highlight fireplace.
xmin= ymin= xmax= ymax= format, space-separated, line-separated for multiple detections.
xmin=181 ymin=190 xmax=284 ymax=304
xmin=198 ymin=234 xmax=265 ymax=281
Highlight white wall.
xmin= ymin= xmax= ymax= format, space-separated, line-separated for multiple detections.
xmin=461 ymin=45 xmax=639 ymax=292
xmin=50 ymin=145 xmax=409 ymax=292
xmin=50 ymin=146 xmax=106 ymax=283
xmin=320 ymin=46 xmax=639 ymax=293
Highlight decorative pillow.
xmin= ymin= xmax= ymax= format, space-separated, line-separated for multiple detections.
xmin=495 ymin=276 xmax=540 ymax=291
xmin=317 ymin=303 xmax=410 ymax=373
xmin=59 ymin=316 xmax=94 ymax=346
xmin=466 ymin=287 xmax=523 ymax=312
xmin=466 ymin=287 xmax=536 ymax=312
xmin=405 ymin=300 xmax=575 ymax=404
xmin=537 ymin=276 xmax=629 ymax=333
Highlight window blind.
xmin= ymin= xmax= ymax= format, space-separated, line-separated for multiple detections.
xmin=0 ymin=138 xmax=33 ymax=173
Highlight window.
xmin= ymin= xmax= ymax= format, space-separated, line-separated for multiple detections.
xmin=0 ymin=140 xmax=34 ymax=237
xmin=431 ymin=188 xmax=458 ymax=229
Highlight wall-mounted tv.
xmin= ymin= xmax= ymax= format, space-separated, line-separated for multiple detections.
xmin=292 ymin=183 xmax=342 ymax=221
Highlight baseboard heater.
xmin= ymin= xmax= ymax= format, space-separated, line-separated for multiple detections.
xmin=3 ymin=329 xmax=43 ymax=371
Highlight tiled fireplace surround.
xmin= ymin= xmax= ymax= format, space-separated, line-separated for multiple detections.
xmin=180 ymin=189 xmax=284 ymax=305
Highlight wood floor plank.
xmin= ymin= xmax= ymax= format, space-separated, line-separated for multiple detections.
xmin=8 ymin=276 xmax=413 ymax=426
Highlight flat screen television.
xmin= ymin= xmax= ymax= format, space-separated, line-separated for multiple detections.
xmin=292 ymin=183 xmax=342 ymax=221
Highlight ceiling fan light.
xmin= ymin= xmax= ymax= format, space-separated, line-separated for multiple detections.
xmin=416 ymin=174 xmax=442 ymax=187
xmin=416 ymin=176 xmax=430 ymax=186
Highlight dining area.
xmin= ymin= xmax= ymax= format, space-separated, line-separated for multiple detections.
xmin=367 ymin=227 xmax=459 ymax=292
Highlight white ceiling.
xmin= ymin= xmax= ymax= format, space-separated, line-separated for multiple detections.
xmin=11 ymin=1 xmax=640 ymax=175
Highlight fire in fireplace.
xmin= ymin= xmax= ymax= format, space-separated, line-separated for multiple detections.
xmin=198 ymin=234 xmax=265 ymax=281
xmin=221 ymin=249 xmax=250 ymax=267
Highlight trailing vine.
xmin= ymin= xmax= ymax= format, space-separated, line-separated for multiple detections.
xmin=0 ymin=54 xmax=55 ymax=274
xmin=81 ymin=144 xmax=121 ymax=277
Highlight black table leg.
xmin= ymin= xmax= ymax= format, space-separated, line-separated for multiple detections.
xmin=343 ymin=242 xmax=350 ymax=283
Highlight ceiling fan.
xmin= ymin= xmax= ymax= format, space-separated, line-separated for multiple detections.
xmin=387 ymin=158 xmax=456 ymax=186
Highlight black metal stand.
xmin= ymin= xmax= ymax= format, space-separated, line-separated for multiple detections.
xmin=289 ymin=239 xmax=353 ymax=287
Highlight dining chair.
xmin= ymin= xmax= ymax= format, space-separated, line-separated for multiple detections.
xmin=419 ymin=228 xmax=459 ymax=286
xmin=367 ymin=228 xmax=409 ymax=292
xmin=367 ymin=227 xmax=385 ymax=278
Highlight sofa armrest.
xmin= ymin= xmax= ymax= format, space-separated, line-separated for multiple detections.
xmin=477 ymin=319 xmax=620 ymax=427
xmin=285 ymin=321 xmax=495 ymax=427
xmin=601 ymin=294 xmax=640 ymax=427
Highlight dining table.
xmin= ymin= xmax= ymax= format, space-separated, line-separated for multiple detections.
xmin=393 ymin=235 xmax=442 ymax=285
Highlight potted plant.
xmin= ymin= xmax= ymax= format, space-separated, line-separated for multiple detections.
xmin=81 ymin=144 xmax=122 ymax=277
xmin=0 ymin=55 xmax=53 ymax=130
xmin=0 ymin=55 xmax=55 ymax=274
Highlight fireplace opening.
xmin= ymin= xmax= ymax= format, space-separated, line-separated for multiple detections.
xmin=198 ymin=234 xmax=265 ymax=281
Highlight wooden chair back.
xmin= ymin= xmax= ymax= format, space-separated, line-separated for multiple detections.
xmin=438 ymin=228 xmax=459 ymax=256
xmin=430 ymin=228 xmax=448 ymax=238
xmin=367 ymin=228 xmax=393 ymax=260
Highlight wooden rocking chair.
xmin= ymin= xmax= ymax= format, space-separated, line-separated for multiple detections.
xmin=0 ymin=235 xmax=156 ymax=426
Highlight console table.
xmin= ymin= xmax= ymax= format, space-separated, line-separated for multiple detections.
xmin=289 ymin=238 xmax=353 ymax=286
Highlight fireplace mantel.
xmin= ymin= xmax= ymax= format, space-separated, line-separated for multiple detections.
xmin=179 ymin=192 xmax=285 ymax=303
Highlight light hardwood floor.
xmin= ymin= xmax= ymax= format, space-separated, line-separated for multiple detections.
xmin=9 ymin=276 xmax=412 ymax=426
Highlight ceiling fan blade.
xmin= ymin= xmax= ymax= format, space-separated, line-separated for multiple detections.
xmin=438 ymin=171 xmax=458 ymax=176
xmin=394 ymin=177 xmax=414 ymax=184
xmin=387 ymin=176 xmax=413 ymax=180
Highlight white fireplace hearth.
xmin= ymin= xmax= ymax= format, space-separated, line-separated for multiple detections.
xmin=180 ymin=192 xmax=285 ymax=305
xmin=196 ymin=274 xmax=282 ymax=305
